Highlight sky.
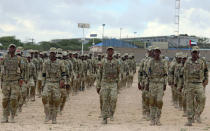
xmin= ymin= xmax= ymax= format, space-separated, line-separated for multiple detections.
xmin=0 ymin=0 xmax=210 ymax=42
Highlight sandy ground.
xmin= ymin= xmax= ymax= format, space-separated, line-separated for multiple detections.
xmin=1 ymin=72 xmax=210 ymax=131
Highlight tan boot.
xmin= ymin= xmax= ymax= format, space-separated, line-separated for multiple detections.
xmin=1 ymin=114 xmax=8 ymax=123
xmin=185 ymin=119 xmax=192 ymax=126
xmin=10 ymin=114 xmax=15 ymax=123
xmin=52 ymin=112 xmax=57 ymax=124
xmin=150 ymin=119 xmax=155 ymax=126
xmin=102 ymin=118 xmax=107 ymax=124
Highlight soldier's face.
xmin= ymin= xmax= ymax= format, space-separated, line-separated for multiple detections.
xmin=177 ymin=57 xmax=182 ymax=63
xmin=154 ymin=49 xmax=161 ymax=58
xmin=9 ymin=46 xmax=16 ymax=54
xmin=107 ymin=49 xmax=114 ymax=57
xmin=50 ymin=52 xmax=56 ymax=60
xmin=191 ymin=51 xmax=199 ymax=59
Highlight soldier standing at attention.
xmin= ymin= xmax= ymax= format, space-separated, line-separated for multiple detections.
xmin=184 ymin=46 xmax=208 ymax=126
xmin=97 ymin=47 xmax=120 ymax=124
xmin=1 ymin=44 xmax=24 ymax=123
xmin=42 ymin=47 xmax=66 ymax=124
xmin=146 ymin=47 xmax=168 ymax=126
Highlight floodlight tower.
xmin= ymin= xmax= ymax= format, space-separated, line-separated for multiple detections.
xmin=175 ymin=0 xmax=180 ymax=36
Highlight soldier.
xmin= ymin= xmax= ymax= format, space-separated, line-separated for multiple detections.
xmin=97 ymin=47 xmax=120 ymax=124
xmin=181 ymin=53 xmax=188 ymax=117
xmin=138 ymin=46 xmax=153 ymax=120
xmin=146 ymin=47 xmax=167 ymax=126
xmin=174 ymin=53 xmax=184 ymax=111
xmin=25 ymin=53 xmax=37 ymax=105
xmin=15 ymin=47 xmax=28 ymax=112
xmin=169 ymin=52 xmax=181 ymax=108
xmin=127 ymin=55 xmax=134 ymax=87
xmin=42 ymin=47 xmax=66 ymax=124
xmin=184 ymin=46 xmax=208 ymax=126
xmin=36 ymin=51 xmax=43 ymax=98
xmin=1 ymin=44 xmax=24 ymax=123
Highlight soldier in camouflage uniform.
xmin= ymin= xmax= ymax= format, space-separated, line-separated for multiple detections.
xmin=138 ymin=46 xmax=153 ymax=120
xmin=174 ymin=53 xmax=184 ymax=111
xmin=1 ymin=44 xmax=24 ymax=123
xmin=25 ymin=53 xmax=37 ymax=104
xmin=168 ymin=52 xmax=181 ymax=108
xmin=42 ymin=47 xmax=66 ymax=124
xmin=127 ymin=55 xmax=134 ymax=87
xmin=15 ymin=47 xmax=28 ymax=113
xmin=184 ymin=46 xmax=208 ymax=126
xmin=97 ymin=47 xmax=120 ymax=124
xmin=146 ymin=47 xmax=167 ymax=126
xmin=181 ymin=54 xmax=188 ymax=117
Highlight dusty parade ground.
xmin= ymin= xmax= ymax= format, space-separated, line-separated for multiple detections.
xmin=1 ymin=72 xmax=210 ymax=131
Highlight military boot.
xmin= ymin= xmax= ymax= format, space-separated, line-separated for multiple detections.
xmin=155 ymin=118 xmax=162 ymax=126
xmin=146 ymin=112 xmax=151 ymax=121
xmin=10 ymin=113 xmax=15 ymax=123
xmin=185 ymin=119 xmax=192 ymax=126
xmin=1 ymin=114 xmax=8 ymax=123
xmin=150 ymin=119 xmax=155 ymax=126
xmin=52 ymin=112 xmax=57 ymax=124
xmin=102 ymin=118 xmax=107 ymax=124
xmin=195 ymin=114 xmax=201 ymax=123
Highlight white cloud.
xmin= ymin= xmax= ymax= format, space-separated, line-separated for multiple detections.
xmin=0 ymin=0 xmax=210 ymax=42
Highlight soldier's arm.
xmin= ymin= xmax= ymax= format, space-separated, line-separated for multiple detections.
xmin=203 ymin=60 xmax=208 ymax=86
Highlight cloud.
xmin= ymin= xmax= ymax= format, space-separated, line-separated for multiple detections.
xmin=0 ymin=0 xmax=209 ymax=42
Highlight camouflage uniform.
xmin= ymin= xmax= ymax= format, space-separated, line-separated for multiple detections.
xmin=174 ymin=53 xmax=184 ymax=111
xmin=98 ymin=47 xmax=120 ymax=124
xmin=184 ymin=46 xmax=208 ymax=126
xmin=146 ymin=47 xmax=167 ymax=125
xmin=138 ymin=46 xmax=153 ymax=120
xmin=1 ymin=44 xmax=24 ymax=123
xmin=42 ymin=47 xmax=66 ymax=124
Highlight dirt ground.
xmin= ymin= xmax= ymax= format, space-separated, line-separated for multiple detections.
xmin=1 ymin=72 xmax=210 ymax=131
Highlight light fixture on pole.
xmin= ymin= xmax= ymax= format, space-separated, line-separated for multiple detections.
xmin=78 ymin=23 xmax=90 ymax=55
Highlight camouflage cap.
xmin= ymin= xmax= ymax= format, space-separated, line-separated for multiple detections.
xmin=153 ymin=46 xmax=160 ymax=51
xmin=124 ymin=53 xmax=129 ymax=56
xmin=57 ymin=48 xmax=63 ymax=53
xmin=147 ymin=46 xmax=153 ymax=51
xmin=56 ymin=53 xmax=63 ymax=58
xmin=107 ymin=46 xmax=114 ymax=50
xmin=8 ymin=44 xmax=16 ymax=48
xmin=182 ymin=53 xmax=188 ymax=58
xmin=62 ymin=51 xmax=68 ymax=56
xmin=191 ymin=46 xmax=199 ymax=52
xmin=177 ymin=52 xmax=184 ymax=58
xmin=25 ymin=53 xmax=31 ymax=57
xmin=17 ymin=46 xmax=24 ymax=51
xmin=49 ymin=47 xmax=57 ymax=53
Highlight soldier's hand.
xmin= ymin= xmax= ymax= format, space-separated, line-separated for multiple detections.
xmin=203 ymin=80 xmax=208 ymax=87
xmin=60 ymin=80 xmax=65 ymax=88
xmin=138 ymin=83 xmax=142 ymax=90
xmin=163 ymin=85 xmax=166 ymax=91
xmin=19 ymin=79 xmax=24 ymax=87
xmin=145 ymin=84 xmax=149 ymax=91
xmin=96 ymin=88 xmax=101 ymax=94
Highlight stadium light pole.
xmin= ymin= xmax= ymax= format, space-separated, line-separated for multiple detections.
xmin=133 ymin=32 xmax=137 ymax=46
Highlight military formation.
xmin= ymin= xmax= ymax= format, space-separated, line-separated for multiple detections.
xmin=0 ymin=44 xmax=136 ymax=124
xmin=0 ymin=44 xmax=208 ymax=127
xmin=139 ymin=45 xmax=208 ymax=126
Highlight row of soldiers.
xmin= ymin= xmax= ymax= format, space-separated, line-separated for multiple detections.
xmin=168 ymin=47 xmax=208 ymax=126
xmin=0 ymin=44 xmax=136 ymax=124
xmin=138 ymin=45 xmax=208 ymax=126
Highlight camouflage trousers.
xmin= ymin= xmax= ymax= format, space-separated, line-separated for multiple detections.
xmin=42 ymin=82 xmax=61 ymax=119
xmin=2 ymin=81 xmax=19 ymax=118
xmin=18 ymin=82 xmax=28 ymax=111
xmin=127 ymin=74 xmax=133 ymax=87
xmin=142 ymin=89 xmax=150 ymax=115
xmin=60 ymin=88 xmax=67 ymax=112
xmin=149 ymin=82 xmax=164 ymax=121
xmin=186 ymin=83 xmax=205 ymax=120
xmin=100 ymin=82 xmax=118 ymax=119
